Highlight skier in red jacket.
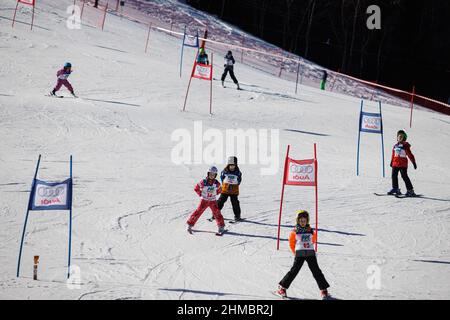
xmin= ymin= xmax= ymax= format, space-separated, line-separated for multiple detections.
xmin=187 ymin=166 xmax=226 ymax=235
xmin=388 ymin=130 xmax=417 ymax=197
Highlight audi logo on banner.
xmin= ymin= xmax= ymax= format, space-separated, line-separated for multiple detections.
xmin=290 ymin=164 xmax=314 ymax=174
xmin=37 ymin=186 xmax=65 ymax=198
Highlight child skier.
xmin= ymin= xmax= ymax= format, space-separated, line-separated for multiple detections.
xmin=210 ymin=156 xmax=242 ymax=222
xmin=187 ymin=166 xmax=226 ymax=235
xmin=221 ymin=51 xmax=240 ymax=90
xmin=388 ymin=130 xmax=417 ymax=197
xmin=197 ymin=47 xmax=209 ymax=65
xmin=276 ymin=210 xmax=331 ymax=300
xmin=50 ymin=62 xmax=77 ymax=97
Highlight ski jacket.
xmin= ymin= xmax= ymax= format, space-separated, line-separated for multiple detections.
xmin=197 ymin=53 xmax=209 ymax=65
xmin=194 ymin=178 xmax=221 ymax=201
xmin=220 ymin=166 xmax=242 ymax=195
xmin=57 ymin=69 xmax=71 ymax=80
xmin=224 ymin=54 xmax=235 ymax=67
xmin=391 ymin=142 xmax=416 ymax=168
xmin=289 ymin=225 xmax=316 ymax=257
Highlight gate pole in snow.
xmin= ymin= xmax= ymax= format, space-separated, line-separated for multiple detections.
xmin=67 ymin=156 xmax=73 ymax=279
xmin=314 ymin=143 xmax=318 ymax=252
xmin=277 ymin=145 xmax=290 ymax=250
xmin=209 ymin=53 xmax=213 ymax=115
xmin=145 ymin=22 xmax=152 ymax=53
xmin=356 ymin=100 xmax=363 ymax=176
xmin=16 ymin=154 xmax=41 ymax=278
xmin=379 ymin=101 xmax=386 ymax=178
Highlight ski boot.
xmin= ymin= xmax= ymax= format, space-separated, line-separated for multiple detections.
xmin=276 ymin=286 xmax=287 ymax=298
xmin=405 ymin=190 xmax=417 ymax=197
xmin=387 ymin=188 xmax=402 ymax=196
xmin=321 ymin=289 xmax=331 ymax=300
xmin=221 ymin=81 xmax=225 ymax=88
xmin=236 ymin=83 xmax=241 ymax=90
xmin=70 ymin=91 xmax=78 ymax=98
xmin=50 ymin=89 xmax=56 ymax=96
xmin=217 ymin=226 xmax=225 ymax=234
xmin=187 ymin=224 xmax=193 ymax=234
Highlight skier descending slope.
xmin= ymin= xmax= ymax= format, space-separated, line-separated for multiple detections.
xmin=50 ymin=62 xmax=77 ymax=97
xmin=221 ymin=51 xmax=241 ymax=90
xmin=276 ymin=210 xmax=332 ymax=300
xmin=387 ymin=130 xmax=418 ymax=197
xmin=187 ymin=166 xmax=226 ymax=235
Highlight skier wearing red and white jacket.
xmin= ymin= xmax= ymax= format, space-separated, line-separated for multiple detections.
xmin=187 ymin=166 xmax=226 ymax=234
xmin=388 ymin=130 xmax=417 ymax=197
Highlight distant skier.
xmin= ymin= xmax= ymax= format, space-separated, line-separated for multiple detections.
xmin=221 ymin=51 xmax=240 ymax=90
xmin=197 ymin=47 xmax=209 ymax=65
xmin=187 ymin=166 xmax=226 ymax=235
xmin=50 ymin=62 xmax=76 ymax=97
xmin=388 ymin=130 xmax=417 ymax=197
xmin=276 ymin=210 xmax=331 ymax=300
xmin=210 ymin=156 xmax=242 ymax=222
xmin=320 ymin=70 xmax=328 ymax=90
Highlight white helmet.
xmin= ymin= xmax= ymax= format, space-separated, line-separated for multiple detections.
xmin=207 ymin=166 xmax=218 ymax=176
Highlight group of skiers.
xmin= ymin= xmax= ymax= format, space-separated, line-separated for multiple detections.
xmin=50 ymin=47 xmax=419 ymax=301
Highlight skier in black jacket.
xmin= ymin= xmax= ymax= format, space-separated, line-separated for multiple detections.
xmin=221 ymin=51 xmax=240 ymax=90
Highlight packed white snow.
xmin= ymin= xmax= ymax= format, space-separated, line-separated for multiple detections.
xmin=0 ymin=0 xmax=449 ymax=300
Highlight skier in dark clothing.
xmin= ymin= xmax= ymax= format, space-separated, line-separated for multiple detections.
xmin=388 ymin=130 xmax=417 ymax=197
xmin=221 ymin=51 xmax=240 ymax=90
xmin=320 ymin=70 xmax=328 ymax=90
xmin=210 ymin=156 xmax=242 ymax=222
xmin=277 ymin=210 xmax=331 ymax=300
xmin=197 ymin=47 xmax=209 ymax=65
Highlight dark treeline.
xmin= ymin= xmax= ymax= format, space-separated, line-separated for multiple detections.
xmin=186 ymin=0 xmax=450 ymax=103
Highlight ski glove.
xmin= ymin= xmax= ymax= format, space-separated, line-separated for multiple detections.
xmin=413 ymin=163 xmax=417 ymax=170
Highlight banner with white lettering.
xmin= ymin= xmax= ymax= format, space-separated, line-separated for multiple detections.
xmin=284 ymin=158 xmax=316 ymax=186
xmin=192 ymin=62 xmax=213 ymax=81
xmin=30 ymin=179 xmax=72 ymax=210
xmin=360 ymin=112 xmax=382 ymax=134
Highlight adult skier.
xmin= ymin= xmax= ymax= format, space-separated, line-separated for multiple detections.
xmin=388 ymin=130 xmax=417 ymax=197
xmin=221 ymin=51 xmax=240 ymax=90
xmin=210 ymin=156 xmax=242 ymax=222
xmin=187 ymin=166 xmax=226 ymax=235
xmin=50 ymin=62 xmax=77 ymax=97
xmin=276 ymin=210 xmax=331 ymax=300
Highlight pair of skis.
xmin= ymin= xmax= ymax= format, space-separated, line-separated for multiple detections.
xmin=374 ymin=193 xmax=423 ymax=199
xmin=187 ymin=227 xmax=228 ymax=237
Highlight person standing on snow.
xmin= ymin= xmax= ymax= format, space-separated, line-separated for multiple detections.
xmin=50 ymin=62 xmax=77 ymax=97
xmin=221 ymin=51 xmax=240 ymax=90
xmin=388 ymin=130 xmax=418 ymax=197
xmin=197 ymin=47 xmax=209 ymax=65
xmin=277 ymin=210 xmax=331 ymax=300
xmin=187 ymin=166 xmax=226 ymax=235
xmin=320 ymin=70 xmax=328 ymax=90
xmin=210 ymin=156 xmax=242 ymax=222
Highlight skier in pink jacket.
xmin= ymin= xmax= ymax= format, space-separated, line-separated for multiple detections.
xmin=50 ymin=62 xmax=76 ymax=97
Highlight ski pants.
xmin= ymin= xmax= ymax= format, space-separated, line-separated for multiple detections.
xmin=279 ymin=255 xmax=330 ymax=291
xmin=54 ymin=79 xmax=74 ymax=93
xmin=187 ymin=199 xmax=225 ymax=227
xmin=392 ymin=167 xmax=413 ymax=191
xmin=320 ymin=80 xmax=326 ymax=90
xmin=221 ymin=66 xmax=239 ymax=84
xmin=217 ymin=194 xmax=241 ymax=219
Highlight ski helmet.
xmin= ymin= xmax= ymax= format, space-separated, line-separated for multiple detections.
xmin=64 ymin=62 xmax=72 ymax=68
xmin=227 ymin=156 xmax=237 ymax=166
xmin=207 ymin=166 xmax=218 ymax=177
xmin=296 ymin=210 xmax=310 ymax=224
xmin=397 ymin=130 xmax=408 ymax=141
